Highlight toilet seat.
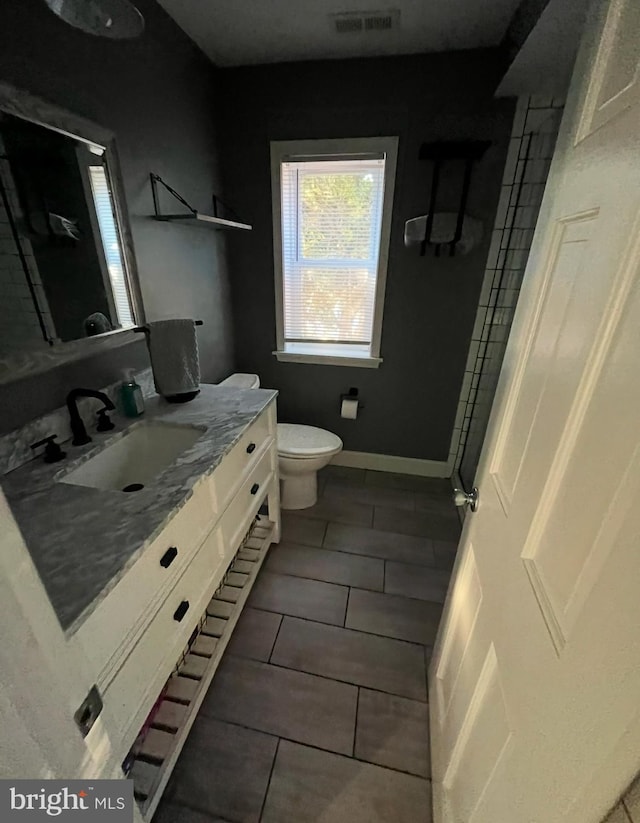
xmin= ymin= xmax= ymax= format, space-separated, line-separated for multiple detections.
xmin=277 ymin=423 xmax=342 ymax=458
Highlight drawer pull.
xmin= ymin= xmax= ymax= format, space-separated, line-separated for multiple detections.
xmin=173 ymin=600 xmax=190 ymax=622
xmin=250 ymin=483 xmax=260 ymax=495
xmin=160 ymin=546 xmax=178 ymax=568
xmin=246 ymin=442 xmax=256 ymax=454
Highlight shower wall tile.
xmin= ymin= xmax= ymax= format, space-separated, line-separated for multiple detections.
xmin=0 ymin=145 xmax=55 ymax=357
xmin=447 ymin=96 xmax=564 ymax=488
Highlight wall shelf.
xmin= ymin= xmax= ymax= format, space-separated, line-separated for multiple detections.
xmin=149 ymin=173 xmax=252 ymax=231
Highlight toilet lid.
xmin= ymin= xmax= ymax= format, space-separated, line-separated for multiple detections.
xmin=277 ymin=423 xmax=343 ymax=457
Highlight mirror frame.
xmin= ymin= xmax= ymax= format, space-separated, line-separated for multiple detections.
xmin=0 ymin=82 xmax=145 ymax=385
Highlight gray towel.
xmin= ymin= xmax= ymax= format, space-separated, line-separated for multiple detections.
xmin=146 ymin=319 xmax=200 ymax=398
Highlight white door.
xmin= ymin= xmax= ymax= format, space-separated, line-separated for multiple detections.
xmin=429 ymin=1 xmax=640 ymax=821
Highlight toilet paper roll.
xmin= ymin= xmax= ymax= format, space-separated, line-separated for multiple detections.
xmin=341 ymin=398 xmax=359 ymax=420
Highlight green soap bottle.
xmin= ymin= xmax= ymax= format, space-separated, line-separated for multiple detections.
xmin=120 ymin=369 xmax=144 ymax=417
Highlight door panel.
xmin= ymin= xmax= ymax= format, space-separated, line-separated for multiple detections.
xmin=577 ymin=0 xmax=640 ymax=141
xmin=434 ymin=546 xmax=483 ymax=726
xmin=491 ymin=210 xmax=602 ymax=511
xmin=443 ymin=645 xmax=513 ymax=823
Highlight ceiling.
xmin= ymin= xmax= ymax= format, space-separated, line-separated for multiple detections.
xmin=496 ymin=0 xmax=589 ymax=97
xmin=155 ymin=0 xmax=525 ymax=67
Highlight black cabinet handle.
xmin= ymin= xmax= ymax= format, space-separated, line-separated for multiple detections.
xmin=160 ymin=546 xmax=178 ymax=568
xmin=251 ymin=483 xmax=260 ymax=495
xmin=173 ymin=600 xmax=189 ymax=622
xmin=246 ymin=442 xmax=256 ymax=454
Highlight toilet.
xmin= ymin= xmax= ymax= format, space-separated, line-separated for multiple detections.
xmin=218 ymin=373 xmax=343 ymax=510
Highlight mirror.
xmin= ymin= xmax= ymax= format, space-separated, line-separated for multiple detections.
xmin=0 ymin=85 xmax=141 ymax=377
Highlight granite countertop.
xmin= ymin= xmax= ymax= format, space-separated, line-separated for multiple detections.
xmin=2 ymin=384 xmax=277 ymax=637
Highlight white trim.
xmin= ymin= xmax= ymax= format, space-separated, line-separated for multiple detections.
xmin=270 ymin=136 xmax=398 ymax=366
xmin=273 ymin=350 xmax=382 ymax=368
xmin=330 ymin=449 xmax=450 ymax=477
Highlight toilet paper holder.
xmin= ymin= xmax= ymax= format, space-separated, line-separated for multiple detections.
xmin=340 ymin=387 xmax=364 ymax=411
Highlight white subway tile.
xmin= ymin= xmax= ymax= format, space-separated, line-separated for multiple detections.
xmin=478 ymin=273 xmax=494 ymax=307
xmin=511 ymin=99 xmax=529 ymax=137
xmin=486 ymin=230 xmax=504 ymax=268
xmin=471 ymin=308 xmax=487 ymax=340
xmin=525 ymin=107 xmax=554 ymax=134
xmin=502 ymin=138 xmax=522 ymax=184
xmin=494 ymin=186 xmax=512 ymax=229
xmin=530 ymin=94 xmax=554 ymax=108
xmin=465 ymin=340 xmax=480 ymax=369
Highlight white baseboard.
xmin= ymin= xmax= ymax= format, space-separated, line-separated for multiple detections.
xmin=330 ymin=449 xmax=450 ymax=478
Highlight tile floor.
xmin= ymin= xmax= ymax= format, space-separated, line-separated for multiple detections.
xmin=157 ymin=466 xmax=460 ymax=823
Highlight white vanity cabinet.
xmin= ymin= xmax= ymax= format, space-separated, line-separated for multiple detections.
xmin=70 ymin=399 xmax=279 ymax=813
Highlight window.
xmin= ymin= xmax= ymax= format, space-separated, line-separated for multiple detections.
xmin=271 ymin=137 xmax=398 ymax=367
xmin=88 ymin=164 xmax=134 ymax=328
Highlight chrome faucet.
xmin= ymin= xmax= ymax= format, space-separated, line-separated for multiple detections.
xmin=66 ymin=388 xmax=115 ymax=446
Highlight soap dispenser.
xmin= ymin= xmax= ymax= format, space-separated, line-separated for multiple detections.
xmin=120 ymin=369 xmax=144 ymax=417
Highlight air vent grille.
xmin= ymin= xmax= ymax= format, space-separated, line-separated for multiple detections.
xmin=365 ymin=14 xmax=393 ymax=30
xmin=335 ymin=16 xmax=363 ymax=33
xmin=331 ymin=9 xmax=400 ymax=34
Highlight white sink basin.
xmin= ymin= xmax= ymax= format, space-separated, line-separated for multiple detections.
xmin=59 ymin=422 xmax=205 ymax=492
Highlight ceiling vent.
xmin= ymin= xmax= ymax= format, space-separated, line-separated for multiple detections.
xmin=331 ymin=9 xmax=400 ymax=34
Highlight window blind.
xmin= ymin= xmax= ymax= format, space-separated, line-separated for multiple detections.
xmin=88 ymin=165 xmax=133 ymax=328
xmin=280 ymin=157 xmax=386 ymax=352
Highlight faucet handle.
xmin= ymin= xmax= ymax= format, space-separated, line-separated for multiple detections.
xmin=30 ymin=434 xmax=66 ymax=464
xmin=96 ymin=408 xmax=115 ymax=432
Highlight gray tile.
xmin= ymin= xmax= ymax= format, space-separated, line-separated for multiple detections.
xmin=262 ymin=740 xmax=431 ymax=823
xmin=266 ymin=541 xmax=384 ymax=591
xmin=166 ymin=716 xmax=276 ymax=823
xmin=202 ymin=655 xmax=357 ymax=755
xmin=272 ymin=616 xmax=427 ymax=701
xmin=432 ymin=539 xmax=459 ymax=571
xmin=294 ymin=496 xmax=374 ymax=527
xmin=320 ymin=465 xmax=367 ymax=484
xmin=324 ymin=522 xmax=436 ymax=567
xmin=366 ymin=471 xmax=450 ymax=495
xmin=154 ymin=802 xmax=227 ymax=823
xmin=346 ymin=588 xmax=442 ymax=646
xmin=225 ymin=607 xmax=282 ymax=662
xmin=281 ymin=513 xmax=327 ymax=547
xmin=355 ymin=689 xmax=430 ymax=778
xmin=414 ymin=492 xmax=457 ymax=516
xmin=385 ymin=561 xmax=451 ymax=604
xmin=374 ymin=505 xmax=461 ymax=541
xmin=323 ymin=479 xmax=416 ymax=511
xmin=248 ymin=571 xmax=348 ymax=625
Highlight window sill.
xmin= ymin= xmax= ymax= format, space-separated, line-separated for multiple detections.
xmin=273 ymin=350 xmax=382 ymax=368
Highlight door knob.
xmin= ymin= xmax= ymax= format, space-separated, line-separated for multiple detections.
xmin=453 ymin=486 xmax=479 ymax=512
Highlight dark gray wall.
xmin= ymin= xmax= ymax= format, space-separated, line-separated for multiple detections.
xmin=0 ymin=0 xmax=233 ymax=433
xmin=219 ymin=52 xmax=514 ymax=461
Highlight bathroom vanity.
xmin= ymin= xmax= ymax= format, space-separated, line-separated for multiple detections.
xmin=1 ymin=384 xmax=280 ymax=818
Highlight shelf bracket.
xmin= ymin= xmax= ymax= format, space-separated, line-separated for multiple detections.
xmin=149 ymin=173 xmax=252 ymax=230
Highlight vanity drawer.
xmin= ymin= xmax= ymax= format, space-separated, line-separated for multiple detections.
xmin=219 ymin=446 xmax=275 ymax=560
xmin=76 ymin=479 xmax=217 ymax=684
xmin=213 ymin=403 xmax=275 ymax=512
xmin=105 ymin=524 xmax=224 ymax=746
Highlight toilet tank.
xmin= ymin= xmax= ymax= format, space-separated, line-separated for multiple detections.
xmin=218 ymin=373 xmax=260 ymax=389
